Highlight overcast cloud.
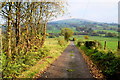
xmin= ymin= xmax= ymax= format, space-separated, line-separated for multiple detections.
xmin=56 ymin=0 xmax=119 ymax=23
xmin=0 ymin=0 xmax=119 ymax=24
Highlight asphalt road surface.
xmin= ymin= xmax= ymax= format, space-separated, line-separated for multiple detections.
xmin=39 ymin=41 xmax=94 ymax=79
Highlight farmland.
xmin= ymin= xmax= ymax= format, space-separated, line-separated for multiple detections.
xmin=73 ymin=35 xmax=118 ymax=51
xmin=94 ymin=30 xmax=118 ymax=34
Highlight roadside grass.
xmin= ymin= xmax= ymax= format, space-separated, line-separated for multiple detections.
xmin=73 ymin=35 xmax=118 ymax=51
xmin=18 ymin=38 xmax=69 ymax=78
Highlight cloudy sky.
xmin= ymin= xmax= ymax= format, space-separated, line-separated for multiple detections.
xmin=56 ymin=0 xmax=119 ymax=23
xmin=0 ymin=0 xmax=119 ymax=24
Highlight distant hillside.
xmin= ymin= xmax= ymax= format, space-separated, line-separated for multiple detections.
xmin=47 ymin=18 xmax=118 ymax=33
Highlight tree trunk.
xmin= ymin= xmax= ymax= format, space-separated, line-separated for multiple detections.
xmin=0 ymin=28 xmax=2 ymax=54
xmin=40 ymin=23 xmax=47 ymax=47
xmin=15 ymin=2 xmax=21 ymax=47
xmin=7 ymin=3 xmax=12 ymax=58
xmin=25 ymin=25 xmax=29 ymax=52
xmin=14 ymin=2 xmax=21 ymax=55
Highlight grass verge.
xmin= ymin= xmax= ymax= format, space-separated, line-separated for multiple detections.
xmin=17 ymin=38 xmax=69 ymax=78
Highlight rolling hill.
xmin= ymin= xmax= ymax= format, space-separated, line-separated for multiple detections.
xmin=47 ymin=18 xmax=118 ymax=33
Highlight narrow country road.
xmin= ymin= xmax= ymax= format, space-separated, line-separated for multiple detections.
xmin=39 ymin=41 xmax=94 ymax=78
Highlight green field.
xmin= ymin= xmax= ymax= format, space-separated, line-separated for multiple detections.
xmin=47 ymin=27 xmax=77 ymax=33
xmin=95 ymin=30 xmax=118 ymax=34
xmin=73 ymin=35 xmax=118 ymax=51
xmin=47 ymin=30 xmax=61 ymax=33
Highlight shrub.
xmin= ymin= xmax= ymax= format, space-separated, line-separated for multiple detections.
xmin=94 ymin=40 xmax=102 ymax=49
xmin=48 ymin=35 xmax=55 ymax=38
xmin=61 ymin=28 xmax=74 ymax=41
xmin=86 ymin=49 xmax=95 ymax=56
xmin=84 ymin=36 xmax=89 ymax=39
xmin=91 ymin=51 xmax=104 ymax=62
xmin=98 ymin=52 xmax=120 ymax=77
xmin=84 ymin=41 xmax=102 ymax=49
xmin=105 ymin=32 xmax=117 ymax=37
xmin=77 ymin=41 xmax=84 ymax=47
xmin=84 ymin=41 xmax=96 ymax=49
xmin=73 ymin=38 xmax=76 ymax=41
xmin=58 ymin=39 xmax=66 ymax=46
xmin=81 ymin=46 xmax=120 ymax=78
xmin=2 ymin=47 xmax=50 ymax=78
xmin=90 ymin=32 xmax=99 ymax=36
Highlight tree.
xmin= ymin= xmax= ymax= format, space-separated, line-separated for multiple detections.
xmin=84 ymin=36 xmax=89 ymax=39
xmin=39 ymin=2 xmax=66 ymax=47
xmin=105 ymin=32 xmax=117 ymax=37
xmin=61 ymin=28 xmax=73 ymax=41
xmin=0 ymin=2 xmax=13 ymax=58
xmin=0 ymin=1 xmax=67 ymax=78
xmin=0 ymin=1 xmax=66 ymax=59
xmin=90 ymin=32 xmax=99 ymax=36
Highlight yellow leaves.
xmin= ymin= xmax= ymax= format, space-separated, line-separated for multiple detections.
xmin=11 ymin=18 xmax=14 ymax=21
xmin=84 ymin=36 xmax=89 ymax=39
xmin=66 ymin=69 xmax=75 ymax=72
xmin=46 ymin=33 xmax=49 ymax=36
xmin=12 ymin=2 xmax=14 ymax=5
xmin=21 ymin=31 xmax=25 ymax=35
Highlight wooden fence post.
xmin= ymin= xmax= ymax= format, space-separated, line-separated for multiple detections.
xmin=118 ymin=41 xmax=120 ymax=55
xmin=104 ymin=41 xmax=106 ymax=50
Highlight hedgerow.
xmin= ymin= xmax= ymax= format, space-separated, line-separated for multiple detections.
xmin=77 ymin=41 xmax=120 ymax=78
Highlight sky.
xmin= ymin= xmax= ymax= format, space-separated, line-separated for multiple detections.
xmin=56 ymin=0 xmax=119 ymax=23
xmin=0 ymin=0 xmax=119 ymax=24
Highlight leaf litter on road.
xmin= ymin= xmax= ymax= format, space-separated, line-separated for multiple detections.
xmin=66 ymin=69 xmax=75 ymax=72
